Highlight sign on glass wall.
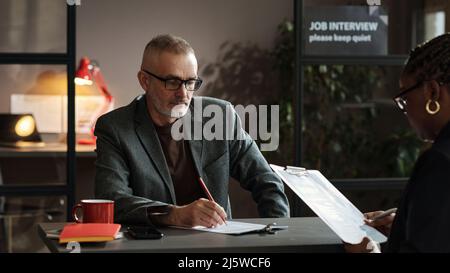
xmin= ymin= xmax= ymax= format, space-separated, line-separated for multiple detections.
xmin=303 ymin=6 xmax=388 ymax=55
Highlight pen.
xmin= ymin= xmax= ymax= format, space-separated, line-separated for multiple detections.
xmin=370 ymin=208 xmax=397 ymax=222
xmin=198 ymin=176 xmax=227 ymax=225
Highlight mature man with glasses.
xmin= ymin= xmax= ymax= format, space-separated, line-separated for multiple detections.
xmin=94 ymin=34 xmax=289 ymax=228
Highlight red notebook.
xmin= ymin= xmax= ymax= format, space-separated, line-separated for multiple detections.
xmin=59 ymin=223 xmax=121 ymax=244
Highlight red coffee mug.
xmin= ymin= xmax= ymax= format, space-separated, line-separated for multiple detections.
xmin=72 ymin=199 xmax=114 ymax=223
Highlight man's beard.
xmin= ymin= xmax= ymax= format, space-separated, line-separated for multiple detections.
xmin=154 ymin=100 xmax=190 ymax=118
xmin=168 ymin=103 xmax=189 ymax=118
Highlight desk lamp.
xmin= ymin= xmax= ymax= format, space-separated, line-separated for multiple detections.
xmin=75 ymin=57 xmax=114 ymax=145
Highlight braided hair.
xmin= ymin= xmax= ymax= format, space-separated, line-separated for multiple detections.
xmin=403 ymin=33 xmax=450 ymax=84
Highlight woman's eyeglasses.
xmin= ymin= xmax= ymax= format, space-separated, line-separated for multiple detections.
xmin=393 ymin=79 xmax=448 ymax=113
xmin=393 ymin=81 xmax=424 ymax=113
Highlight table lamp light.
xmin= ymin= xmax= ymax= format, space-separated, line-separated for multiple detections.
xmin=0 ymin=114 xmax=45 ymax=148
xmin=75 ymin=57 xmax=114 ymax=145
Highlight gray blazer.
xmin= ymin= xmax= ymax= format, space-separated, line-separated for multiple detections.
xmin=94 ymin=95 xmax=289 ymax=225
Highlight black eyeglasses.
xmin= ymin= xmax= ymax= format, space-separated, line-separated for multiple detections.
xmin=393 ymin=79 xmax=449 ymax=113
xmin=393 ymin=81 xmax=425 ymax=113
xmin=141 ymin=69 xmax=202 ymax=91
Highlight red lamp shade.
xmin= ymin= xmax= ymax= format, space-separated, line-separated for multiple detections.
xmin=74 ymin=57 xmax=114 ymax=145
xmin=75 ymin=57 xmax=93 ymax=86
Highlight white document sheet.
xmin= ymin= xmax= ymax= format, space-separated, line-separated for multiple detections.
xmin=172 ymin=221 xmax=268 ymax=235
xmin=270 ymin=164 xmax=387 ymax=244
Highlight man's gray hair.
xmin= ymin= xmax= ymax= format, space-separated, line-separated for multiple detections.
xmin=142 ymin=34 xmax=195 ymax=65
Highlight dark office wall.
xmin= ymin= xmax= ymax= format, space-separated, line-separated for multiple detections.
xmin=76 ymin=0 xmax=293 ymax=108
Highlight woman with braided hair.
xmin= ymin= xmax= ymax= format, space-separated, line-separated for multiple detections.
xmin=346 ymin=33 xmax=450 ymax=253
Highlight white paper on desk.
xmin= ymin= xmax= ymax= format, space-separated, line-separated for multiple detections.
xmin=172 ymin=221 xmax=267 ymax=235
xmin=270 ymin=164 xmax=387 ymax=244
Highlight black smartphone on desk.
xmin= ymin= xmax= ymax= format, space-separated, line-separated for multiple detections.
xmin=127 ymin=226 xmax=164 ymax=239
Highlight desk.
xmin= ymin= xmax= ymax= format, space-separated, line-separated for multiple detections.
xmin=37 ymin=217 xmax=344 ymax=253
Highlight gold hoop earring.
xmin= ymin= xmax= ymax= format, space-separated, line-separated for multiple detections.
xmin=426 ymin=100 xmax=440 ymax=115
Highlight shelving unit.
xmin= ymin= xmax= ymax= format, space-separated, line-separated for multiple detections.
xmin=0 ymin=5 xmax=77 ymax=221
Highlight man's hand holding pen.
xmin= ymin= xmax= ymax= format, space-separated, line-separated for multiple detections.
xmin=167 ymin=199 xmax=228 ymax=228
xmin=153 ymin=199 xmax=228 ymax=228
xmin=150 ymin=176 xmax=228 ymax=228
